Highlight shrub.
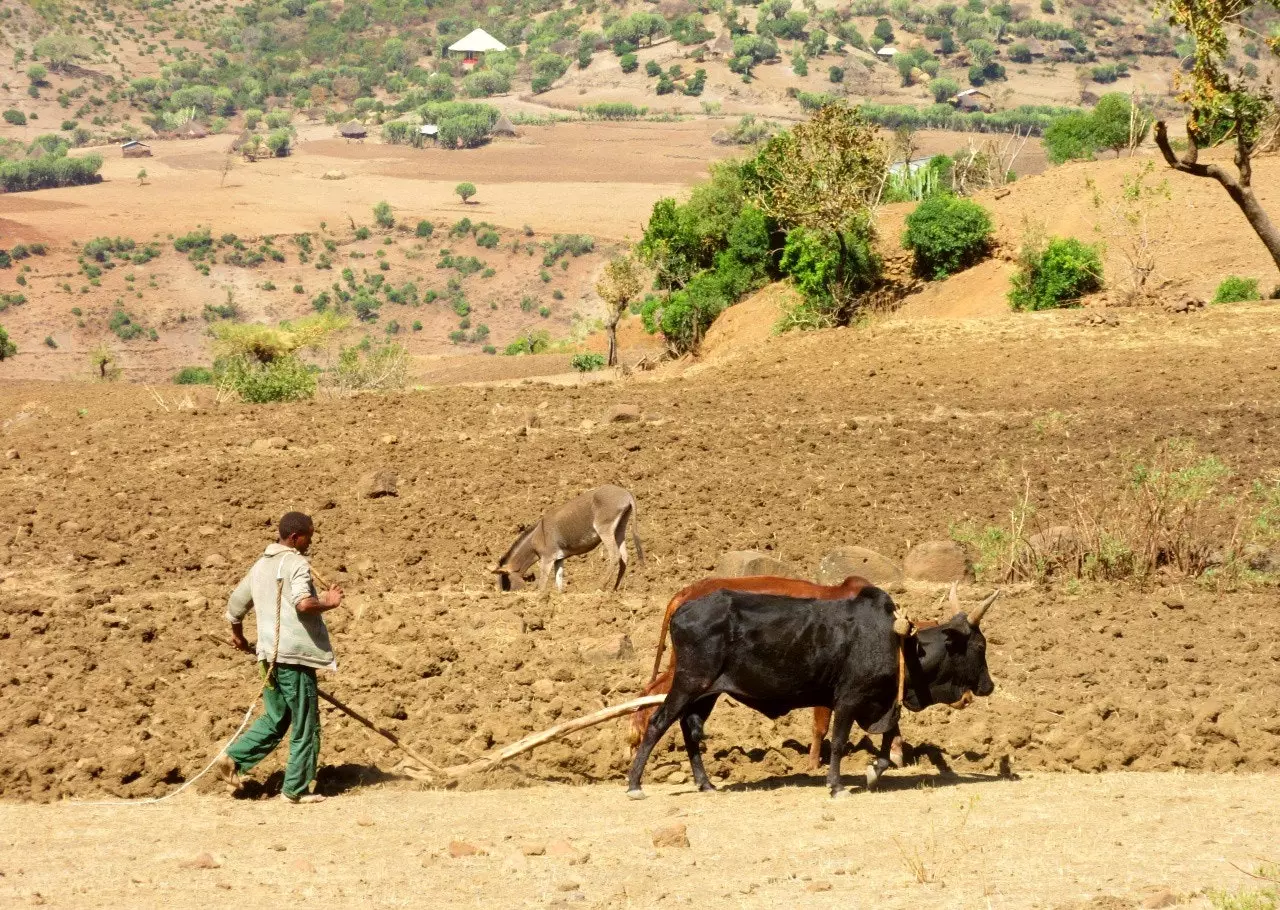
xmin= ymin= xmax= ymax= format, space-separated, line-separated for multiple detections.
xmin=462 ymin=69 xmax=510 ymax=98
xmin=645 ymin=59 xmax=662 ymax=77
xmin=174 ymin=366 xmax=214 ymax=384
xmin=109 ymin=308 xmax=146 ymax=340
xmin=1043 ymin=112 xmax=1098 ymax=163
xmin=776 ymin=227 xmax=880 ymax=330
xmin=929 ymin=76 xmax=961 ymax=103
xmin=1008 ymin=236 xmax=1103 ymax=310
xmin=583 ymin=101 xmax=647 ymax=120
xmin=620 ymin=53 xmax=639 ymax=73
xmin=572 ymin=352 xmax=606 ymax=372
xmin=0 ymin=151 xmax=103 ymax=192
xmin=373 ymin=201 xmax=394 ymax=229
xmin=1212 ymin=276 xmax=1261 ymax=304
xmin=217 ymin=355 xmax=316 ymax=403
xmin=0 ymin=325 xmax=15 ymax=360
xmin=416 ymin=220 xmax=435 ymax=238
xmin=3 ymin=110 xmax=27 ymax=126
xmin=475 ymin=229 xmax=499 ymax=249
xmin=902 ymin=196 xmax=994 ymax=279
xmin=456 ymin=182 xmax=477 ymax=203
xmin=503 ymin=328 xmax=551 ymax=355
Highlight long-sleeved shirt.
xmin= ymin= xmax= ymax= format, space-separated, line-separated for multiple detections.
xmin=226 ymin=543 xmax=336 ymax=671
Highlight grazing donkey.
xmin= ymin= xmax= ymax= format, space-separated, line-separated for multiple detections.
xmin=492 ymin=485 xmax=644 ymax=592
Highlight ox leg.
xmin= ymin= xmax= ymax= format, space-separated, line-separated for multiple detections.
xmin=595 ymin=520 xmax=622 ymax=591
xmin=678 ymin=695 xmax=719 ymax=792
xmin=825 ymin=706 xmax=857 ymax=798
xmin=809 ymin=707 xmax=832 ymax=772
xmin=627 ymin=687 xmax=701 ymax=799
xmin=554 ymin=558 xmax=566 ymax=592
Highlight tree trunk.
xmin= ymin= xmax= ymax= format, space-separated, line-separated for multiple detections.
xmin=606 ymin=319 xmax=619 ymax=367
xmin=1154 ymin=120 xmax=1280 ymax=274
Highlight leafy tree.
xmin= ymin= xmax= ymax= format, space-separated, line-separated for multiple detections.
xmin=424 ymin=73 xmax=455 ymax=101
xmin=1043 ymin=112 xmax=1099 ymax=163
xmin=456 ymin=182 xmax=477 ymax=203
xmin=33 ymin=33 xmax=92 ymax=72
xmin=0 ymin=325 xmax=15 ymax=361
xmin=1091 ymin=93 xmax=1149 ymax=156
xmin=874 ymin=18 xmax=895 ymax=43
xmin=752 ymin=103 xmax=888 ymax=324
xmin=27 ymin=64 xmax=48 ymax=85
xmin=620 ymin=53 xmax=639 ymax=73
xmin=596 ymin=251 xmax=643 ymax=366
xmin=373 ymin=200 xmax=395 ymax=229
xmin=902 ymin=195 xmax=994 ymax=278
xmin=1154 ymin=0 xmax=1280 ymax=272
xmin=930 ymin=76 xmax=961 ymax=102
xmin=136 ymin=168 xmax=148 ymax=186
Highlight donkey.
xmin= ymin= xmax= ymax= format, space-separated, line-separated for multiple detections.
xmin=491 ymin=485 xmax=644 ymax=592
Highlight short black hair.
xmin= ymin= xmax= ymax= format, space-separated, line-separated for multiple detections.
xmin=278 ymin=511 xmax=313 ymax=539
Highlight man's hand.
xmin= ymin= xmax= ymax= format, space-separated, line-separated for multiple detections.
xmin=319 ymin=586 xmax=343 ymax=609
xmin=230 ymin=623 xmax=253 ymax=653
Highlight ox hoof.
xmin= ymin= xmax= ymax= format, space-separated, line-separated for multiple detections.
xmin=829 ymin=788 xmax=853 ymax=800
xmin=697 ymin=783 xmax=718 ymax=793
xmin=625 ymin=788 xmax=647 ymax=801
xmin=865 ymin=763 xmax=882 ymax=791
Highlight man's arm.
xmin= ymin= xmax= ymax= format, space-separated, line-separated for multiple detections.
xmin=291 ymin=559 xmax=342 ymax=614
xmin=226 ymin=572 xmax=254 ymax=652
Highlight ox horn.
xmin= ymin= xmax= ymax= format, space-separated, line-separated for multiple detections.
xmin=968 ymin=590 xmax=1000 ymax=627
xmin=948 ymin=581 xmax=959 ymax=609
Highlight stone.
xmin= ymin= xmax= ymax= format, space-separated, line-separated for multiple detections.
xmin=524 ymin=411 xmax=542 ymax=429
xmin=359 ymin=470 xmax=398 ymax=499
xmin=250 ymin=437 xmax=288 ymax=452
xmin=606 ymin=404 xmax=642 ymax=423
xmin=521 ymin=843 xmax=546 ymax=856
xmin=184 ymin=852 xmax=221 ymax=870
xmin=322 ymin=170 xmax=347 ymax=180
xmin=380 ymin=434 xmax=398 ymax=445
xmin=903 ymin=541 xmax=973 ymax=584
xmin=4 ymin=450 xmax=17 ymax=460
xmin=556 ymin=882 xmax=580 ymax=892
xmin=713 ymin=550 xmax=800 ymax=579
xmin=289 ymin=859 xmax=316 ymax=873
xmin=547 ymin=839 xmax=590 ymax=864
xmin=815 ymin=547 xmax=901 ymax=588
xmin=198 ymin=526 xmax=219 ymax=538
xmin=202 ymin=554 xmax=228 ymax=569
xmin=356 ymin=816 xmax=375 ymax=827
xmin=805 ymin=882 xmax=833 ymax=893
xmin=650 ymin=823 xmax=690 ymax=849
xmin=531 ymin=679 xmax=556 ymax=699
xmin=577 ymin=634 xmax=633 ymax=662
xmin=448 ymin=841 xmax=486 ymax=858
xmin=1141 ymin=890 xmax=1179 ymax=908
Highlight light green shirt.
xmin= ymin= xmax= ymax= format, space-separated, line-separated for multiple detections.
xmin=226 ymin=543 xmax=336 ymax=671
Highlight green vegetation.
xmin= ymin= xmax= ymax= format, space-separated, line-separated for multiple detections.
xmin=1212 ymin=276 xmax=1261 ymax=303
xmin=3 ymin=110 xmax=26 ymax=126
xmin=416 ymin=220 xmax=435 ymax=239
xmin=0 ymin=147 xmax=103 ymax=192
xmin=0 ymin=325 xmax=15 ymax=361
xmin=583 ymin=102 xmax=647 ymax=120
xmin=1009 ymin=236 xmax=1104 ymax=310
xmin=503 ymin=328 xmax=551 ymax=355
xmin=456 ymin=182 xmax=477 ymax=204
xmin=174 ymin=366 xmax=215 ymax=384
xmin=373 ymin=201 xmax=394 ymax=230
xmin=1044 ymin=93 xmax=1150 ymax=163
xmin=109 ymin=308 xmax=148 ymax=341
xmin=902 ymin=196 xmax=993 ymax=279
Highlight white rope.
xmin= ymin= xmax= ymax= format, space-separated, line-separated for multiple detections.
xmin=67 ymin=691 xmax=261 ymax=807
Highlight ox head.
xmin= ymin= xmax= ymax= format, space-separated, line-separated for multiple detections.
xmin=903 ymin=585 xmax=999 ymax=713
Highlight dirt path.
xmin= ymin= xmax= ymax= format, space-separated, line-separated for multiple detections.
xmin=2 ymin=773 xmax=1275 ymax=909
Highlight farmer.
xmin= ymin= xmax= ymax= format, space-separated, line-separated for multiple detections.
xmin=214 ymin=511 xmax=343 ymax=804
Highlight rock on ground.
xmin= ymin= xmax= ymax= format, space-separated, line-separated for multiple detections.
xmin=903 ymin=540 xmax=973 ymax=583
xmin=713 ymin=550 xmax=800 ymax=579
xmin=815 ymin=546 xmax=901 ymax=588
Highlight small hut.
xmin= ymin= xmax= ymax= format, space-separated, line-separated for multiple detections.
xmin=708 ymin=33 xmax=733 ymax=58
xmin=491 ymin=114 xmax=517 ymax=137
xmin=1056 ymin=40 xmax=1078 ymax=58
xmin=876 ymin=45 xmax=898 ymax=59
xmin=1024 ymin=38 xmax=1047 ymax=59
xmin=339 ymin=121 xmax=368 ymax=140
xmin=952 ymin=88 xmax=994 ymax=112
xmin=448 ymin=28 xmax=507 ymax=70
xmin=121 ymin=140 xmax=151 ymax=159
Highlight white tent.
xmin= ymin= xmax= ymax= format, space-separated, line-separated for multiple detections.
xmin=449 ymin=29 xmax=507 ymax=54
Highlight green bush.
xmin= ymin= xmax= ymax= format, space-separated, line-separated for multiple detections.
xmin=373 ymin=201 xmax=394 ymax=229
xmin=503 ymin=328 xmax=551 ymax=355
xmin=475 ymin=229 xmax=500 ymax=249
xmin=620 ymin=53 xmax=639 ymax=73
xmin=415 ymin=220 xmax=434 ymax=238
xmin=1212 ymin=276 xmax=1261 ymax=304
xmin=1008 ymin=237 xmax=1103 ymax=310
xmin=584 ymin=101 xmax=647 ymax=120
xmin=217 ymin=354 xmax=316 ymax=403
xmin=3 ymin=110 xmax=27 ymax=126
xmin=0 ymin=325 xmax=15 ymax=360
xmin=456 ymin=182 xmax=477 ymax=203
xmin=572 ymin=353 xmax=606 ymax=372
xmin=462 ymin=69 xmax=510 ymax=98
xmin=776 ymin=227 xmax=880 ymax=330
xmin=109 ymin=308 xmax=146 ymax=341
xmin=902 ymin=195 xmax=993 ymax=279
xmin=174 ymin=365 xmax=214 ymax=384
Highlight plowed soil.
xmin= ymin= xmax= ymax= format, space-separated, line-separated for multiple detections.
xmin=3 ymin=301 xmax=1280 ymax=805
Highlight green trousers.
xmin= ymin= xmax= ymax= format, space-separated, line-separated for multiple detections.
xmin=226 ymin=662 xmax=320 ymax=799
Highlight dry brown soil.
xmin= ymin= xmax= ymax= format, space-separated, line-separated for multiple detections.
xmin=2 ymin=774 xmax=1277 ymax=909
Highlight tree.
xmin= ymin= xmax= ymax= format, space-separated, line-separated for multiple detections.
xmin=1153 ymin=0 xmax=1280 ymax=272
xmin=136 ymin=168 xmax=147 ymax=186
xmin=33 ymin=33 xmax=92 ymax=72
xmin=752 ymin=103 xmax=888 ymax=324
xmin=0 ymin=325 xmax=16 ymax=361
xmin=1091 ymin=93 xmax=1150 ymax=157
xmin=373 ymin=200 xmax=395 ymax=229
xmin=456 ymin=182 xmax=477 ymax=203
xmin=931 ymin=76 xmax=960 ymax=103
xmin=27 ymin=64 xmax=48 ymax=85
xmin=596 ymin=251 xmax=643 ymax=366
xmin=1043 ymin=111 xmax=1099 ymax=163
xmin=874 ymin=17 xmax=895 ymax=43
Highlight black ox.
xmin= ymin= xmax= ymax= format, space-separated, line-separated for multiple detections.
xmin=626 ymin=585 xmax=999 ymax=798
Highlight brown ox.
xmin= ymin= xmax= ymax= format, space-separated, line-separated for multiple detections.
xmin=629 ymin=575 xmax=869 ymax=771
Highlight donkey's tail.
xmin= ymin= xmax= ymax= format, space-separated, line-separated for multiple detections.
xmin=630 ymin=498 xmax=646 ymax=567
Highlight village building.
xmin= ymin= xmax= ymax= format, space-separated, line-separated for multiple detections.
xmin=339 ymin=121 xmax=368 ymax=140
xmin=876 ymin=45 xmax=898 ymax=59
xmin=491 ymin=115 xmax=517 ymax=137
xmin=121 ymin=140 xmax=151 ymax=158
xmin=952 ymin=88 xmax=995 ymax=112
xmin=448 ymin=29 xmax=507 ymax=70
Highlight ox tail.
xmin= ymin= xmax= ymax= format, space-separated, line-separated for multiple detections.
xmin=628 ymin=668 xmax=676 ymax=748
xmin=629 ymin=499 xmax=646 ymax=567
xmin=647 ymin=589 xmax=687 ymax=684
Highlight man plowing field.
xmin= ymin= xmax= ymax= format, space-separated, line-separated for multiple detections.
xmin=214 ymin=511 xmax=344 ymax=804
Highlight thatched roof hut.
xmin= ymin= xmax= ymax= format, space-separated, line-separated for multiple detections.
xmin=492 ymin=114 xmax=517 ymax=136
xmin=339 ymin=121 xmax=368 ymax=139
xmin=121 ymin=140 xmax=151 ymax=158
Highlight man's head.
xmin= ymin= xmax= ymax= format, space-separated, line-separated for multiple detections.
xmin=278 ymin=511 xmax=315 ymax=554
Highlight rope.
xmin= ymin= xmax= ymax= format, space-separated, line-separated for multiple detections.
xmin=67 ymin=689 xmax=262 ymax=807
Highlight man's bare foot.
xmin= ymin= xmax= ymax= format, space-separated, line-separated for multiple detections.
xmin=280 ymin=792 xmax=326 ymax=804
xmin=214 ymin=755 xmax=241 ymax=793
